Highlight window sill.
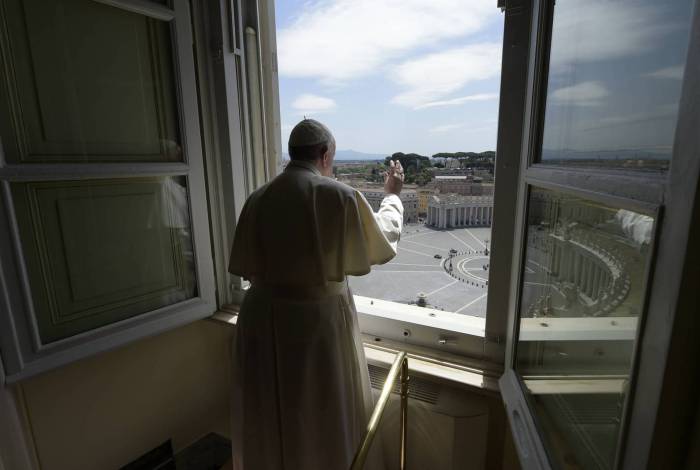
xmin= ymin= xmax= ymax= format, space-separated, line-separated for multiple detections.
xmin=353 ymin=295 xmax=485 ymax=336
xmin=363 ymin=343 xmax=499 ymax=393
xmin=210 ymin=301 xmax=501 ymax=393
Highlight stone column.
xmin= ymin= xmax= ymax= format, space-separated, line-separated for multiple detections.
xmin=593 ymin=266 xmax=601 ymax=299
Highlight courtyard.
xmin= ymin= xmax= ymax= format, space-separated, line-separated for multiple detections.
xmin=348 ymin=224 xmax=493 ymax=317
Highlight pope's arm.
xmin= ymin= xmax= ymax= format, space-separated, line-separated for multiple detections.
xmin=372 ymin=193 xmax=403 ymax=253
xmin=352 ymin=191 xmax=403 ymax=266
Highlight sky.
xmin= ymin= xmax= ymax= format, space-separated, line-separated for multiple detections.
xmin=539 ymin=0 xmax=693 ymax=161
xmin=274 ymin=0 xmax=504 ymax=156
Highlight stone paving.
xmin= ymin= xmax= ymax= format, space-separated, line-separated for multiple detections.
xmin=348 ymin=224 xmax=492 ymax=317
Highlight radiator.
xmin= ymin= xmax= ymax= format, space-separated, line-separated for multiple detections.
xmin=368 ymin=363 xmax=491 ymax=469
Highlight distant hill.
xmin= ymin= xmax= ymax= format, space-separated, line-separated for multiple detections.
xmin=335 ymin=149 xmax=386 ymax=160
xmin=281 ymin=149 xmax=386 ymax=161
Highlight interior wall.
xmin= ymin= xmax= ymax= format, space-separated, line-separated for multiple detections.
xmin=15 ymin=319 xmax=234 ymax=470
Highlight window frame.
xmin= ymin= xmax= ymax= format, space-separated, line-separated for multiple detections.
xmin=0 ymin=0 xmax=216 ymax=381
xmin=498 ymin=1 xmax=700 ymax=469
xmin=192 ymin=0 xmax=281 ymax=309
xmin=218 ymin=0 xmax=529 ymax=372
xmin=354 ymin=0 xmax=532 ymax=370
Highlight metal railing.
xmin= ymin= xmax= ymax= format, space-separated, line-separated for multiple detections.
xmin=350 ymin=351 xmax=409 ymax=470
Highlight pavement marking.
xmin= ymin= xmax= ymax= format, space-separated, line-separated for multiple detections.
xmin=455 ymin=292 xmax=488 ymax=313
xmin=402 ymin=231 xmax=439 ymax=240
xmin=463 ymin=229 xmax=486 ymax=248
xmin=424 ymin=279 xmax=459 ymax=296
xmin=403 ymin=239 xmax=450 ymax=252
xmin=524 ymin=266 xmax=536 ymax=274
xmin=457 ymin=258 xmax=488 ymax=282
xmin=388 ymin=263 xmax=443 ymax=267
xmin=527 ymin=260 xmax=549 ymax=272
xmin=523 ymin=281 xmax=565 ymax=297
xmin=447 ymin=231 xmax=476 ymax=251
xmin=371 ymin=270 xmax=444 ymax=273
xmin=398 ymin=246 xmax=434 ymax=258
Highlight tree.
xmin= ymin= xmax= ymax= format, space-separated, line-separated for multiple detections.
xmin=384 ymin=152 xmax=430 ymax=171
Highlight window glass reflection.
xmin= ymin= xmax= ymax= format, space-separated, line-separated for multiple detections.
xmin=540 ymin=0 xmax=694 ymax=170
xmin=11 ymin=176 xmax=197 ymax=343
xmin=1 ymin=0 xmax=181 ymax=163
xmin=515 ymin=187 xmax=654 ymax=469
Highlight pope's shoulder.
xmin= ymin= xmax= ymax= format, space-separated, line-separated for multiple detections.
xmin=244 ymin=169 xmax=366 ymax=210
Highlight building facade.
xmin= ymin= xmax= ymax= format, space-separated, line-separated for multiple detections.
xmin=431 ymin=175 xmax=494 ymax=196
xmin=416 ymin=188 xmax=434 ymax=216
xmin=427 ymin=194 xmax=494 ymax=228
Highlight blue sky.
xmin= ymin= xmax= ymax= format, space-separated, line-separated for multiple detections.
xmin=274 ymin=0 xmax=504 ymax=156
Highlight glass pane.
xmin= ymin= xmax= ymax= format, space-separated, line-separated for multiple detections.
xmin=11 ymin=176 xmax=196 ymax=343
xmin=539 ymin=0 xmax=694 ymax=170
xmin=274 ymin=0 xmax=505 ymax=320
xmin=515 ymin=187 xmax=654 ymax=470
xmin=0 ymin=0 xmax=181 ymax=163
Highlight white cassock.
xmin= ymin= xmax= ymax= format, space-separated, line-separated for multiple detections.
xmin=229 ymin=159 xmax=403 ymax=470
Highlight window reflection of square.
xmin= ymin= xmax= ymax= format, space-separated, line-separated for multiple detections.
xmin=515 ymin=187 xmax=655 ymax=470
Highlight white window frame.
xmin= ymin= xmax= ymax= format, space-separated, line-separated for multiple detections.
xmin=192 ymin=0 xmax=281 ymax=309
xmin=208 ymin=0 xmax=531 ymax=372
xmin=498 ymin=1 xmax=700 ymax=469
xmin=354 ymin=2 xmax=531 ymax=370
xmin=0 ymin=0 xmax=216 ymax=381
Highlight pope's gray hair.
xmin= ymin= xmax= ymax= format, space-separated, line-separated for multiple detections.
xmin=288 ymin=137 xmax=335 ymax=162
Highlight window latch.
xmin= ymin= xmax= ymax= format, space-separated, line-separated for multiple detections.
xmin=437 ymin=335 xmax=458 ymax=346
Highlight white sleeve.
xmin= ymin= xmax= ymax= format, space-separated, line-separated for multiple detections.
xmin=372 ymin=193 xmax=404 ymax=252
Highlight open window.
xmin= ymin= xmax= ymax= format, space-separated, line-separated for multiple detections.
xmin=500 ymin=0 xmax=699 ymax=469
xmin=272 ymin=0 xmax=515 ymax=365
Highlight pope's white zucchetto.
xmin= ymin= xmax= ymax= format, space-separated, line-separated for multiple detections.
xmin=288 ymin=119 xmax=334 ymax=147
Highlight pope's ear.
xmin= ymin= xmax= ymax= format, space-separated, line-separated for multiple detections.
xmin=320 ymin=145 xmax=331 ymax=165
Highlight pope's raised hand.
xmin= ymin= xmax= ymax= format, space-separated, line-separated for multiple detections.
xmin=384 ymin=160 xmax=404 ymax=195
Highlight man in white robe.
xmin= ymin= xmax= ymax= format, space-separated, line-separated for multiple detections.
xmin=229 ymin=119 xmax=404 ymax=469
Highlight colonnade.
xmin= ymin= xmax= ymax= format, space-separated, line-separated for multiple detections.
xmin=427 ymin=204 xmax=494 ymax=228
xmin=550 ymin=241 xmax=612 ymax=300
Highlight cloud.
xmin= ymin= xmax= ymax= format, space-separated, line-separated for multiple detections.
xmin=391 ymin=44 xmax=502 ymax=108
xmin=644 ymin=65 xmax=684 ymax=80
xmin=291 ymin=94 xmax=336 ymax=114
xmin=551 ymin=81 xmax=608 ymax=106
xmin=277 ymin=0 xmax=494 ymax=83
xmin=429 ymin=123 xmax=467 ymax=134
xmin=416 ymin=93 xmax=499 ymax=110
xmin=585 ymin=103 xmax=679 ymax=130
xmin=550 ymin=1 xmax=676 ymax=67
xmin=429 ymin=122 xmax=496 ymax=134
